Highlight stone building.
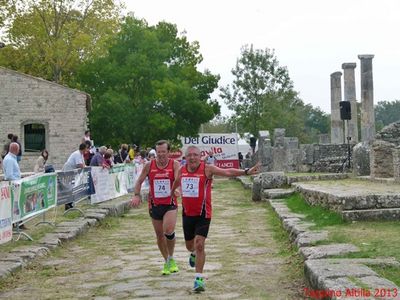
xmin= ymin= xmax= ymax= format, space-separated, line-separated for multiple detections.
xmin=0 ymin=67 xmax=90 ymax=172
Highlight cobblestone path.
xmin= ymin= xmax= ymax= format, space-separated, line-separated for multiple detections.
xmin=0 ymin=179 xmax=305 ymax=299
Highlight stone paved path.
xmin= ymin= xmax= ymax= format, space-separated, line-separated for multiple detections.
xmin=0 ymin=179 xmax=305 ymax=299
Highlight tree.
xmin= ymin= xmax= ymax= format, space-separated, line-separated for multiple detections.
xmin=375 ymin=100 xmax=400 ymax=131
xmin=201 ymin=116 xmax=234 ymax=133
xmin=220 ymin=45 xmax=296 ymax=138
xmin=220 ymin=45 xmax=331 ymax=143
xmin=78 ymin=16 xmax=220 ymax=146
xmin=0 ymin=0 xmax=121 ymax=84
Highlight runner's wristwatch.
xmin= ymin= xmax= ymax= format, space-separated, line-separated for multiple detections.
xmin=244 ymin=168 xmax=250 ymax=175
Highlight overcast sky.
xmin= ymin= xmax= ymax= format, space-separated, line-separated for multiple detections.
xmin=125 ymin=0 xmax=400 ymax=116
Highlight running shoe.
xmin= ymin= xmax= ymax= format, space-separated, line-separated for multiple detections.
xmin=189 ymin=253 xmax=196 ymax=268
xmin=169 ymin=258 xmax=179 ymax=273
xmin=162 ymin=262 xmax=171 ymax=275
xmin=193 ymin=277 xmax=205 ymax=292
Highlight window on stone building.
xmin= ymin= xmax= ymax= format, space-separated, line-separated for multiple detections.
xmin=24 ymin=123 xmax=45 ymax=152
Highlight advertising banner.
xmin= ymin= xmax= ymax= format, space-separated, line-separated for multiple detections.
xmin=12 ymin=173 xmax=57 ymax=222
xmin=57 ymin=167 xmax=92 ymax=205
xmin=0 ymin=182 xmax=12 ymax=244
xmin=125 ymin=163 xmax=136 ymax=193
xmin=90 ymin=164 xmax=136 ymax=204
xmin=181 ymin=133 xmax=240 ymax=168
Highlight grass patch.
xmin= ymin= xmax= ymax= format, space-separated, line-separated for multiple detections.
xmin=266 ymin=204 xmax=298 ymax=257
xmin=285 ymin=193 xmax=346 ymax=228
xmin=265 ymin=204 xmax=304 ymax=283
xmin=370 ymin=265 xmax=400 ymax=286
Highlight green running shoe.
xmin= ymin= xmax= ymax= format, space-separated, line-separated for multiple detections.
xmin=169 ymin=258 xmax=179 ymax=273
xmin=162 ymin=262 xmax=171 ymax=275
xmin=193 ymin=277 xmax=205 ymax=292
xmin=189 ymin=253 xmax=196 ymax=267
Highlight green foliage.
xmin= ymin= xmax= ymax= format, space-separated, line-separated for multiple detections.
xmin=221 ymin=45 xmax=294 ymax=137
xmin=0 ymin=0 xmax=121 ymax=84
xmin=285 ymin=193 xmax=346 ymax=228
xmin=201 ymin=116 xmax=235 ymax=133
xmin=78 ymin=16 xmax=220 ymax=146
xmin=375 ymin=100 xmax=400 ymax=132
xmin=221 ymin=45 xmax=329 ymax=143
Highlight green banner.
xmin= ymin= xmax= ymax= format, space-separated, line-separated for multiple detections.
xmin=13 ymin=173 xmax=57 ymax=221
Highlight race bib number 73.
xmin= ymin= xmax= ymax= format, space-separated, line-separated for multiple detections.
xmin=181 ymin=177 xmax=200 ymax=197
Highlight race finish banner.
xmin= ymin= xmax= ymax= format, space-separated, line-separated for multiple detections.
xmin=11 ymin=173 xmax=57 ymax=223
xmin=181 ymin=133 xmax=240 ymax=169
xmin=0 ymin=182 xmax=12 ymax=244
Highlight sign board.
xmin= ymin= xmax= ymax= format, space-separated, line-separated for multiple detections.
xmin=181 ymin=133 xmax=240 ymax=168
xmin=0 ymin=182 xmax=12 ymax=244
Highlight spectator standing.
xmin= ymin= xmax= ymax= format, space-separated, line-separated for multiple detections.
xmin=63 ymin=143 xmax=86 ymax=171
xmin=115 ymin=144 xmax=129 ymax=164
xmin=82 ymin=130 xmax=91 ymax=143
xmin=238 ymin=152 xmax=243 ymax=168
xmin=128 ymin=144 xmax=135 ymax=161
xmin=11 ymin=135 xmax=22 ymax=163
xmin=33 ymin=149 xmax=49 ymax=173
xmin=83 ymin=140 xmax=93 ymax=166
xmin=148 ymin=147 xmax=156 ymax=158
xmin=102 ymin=149 xmax=113 ymax=168
xmin=90 ymin=146 xmax=106 ymax=166
xmin=3 ymin=142 xmax=25 ymax=229
xmin=62 ymin=143 xmax=87 ymax=210
xmin=2 ymin=142 xmax=21 ymax=180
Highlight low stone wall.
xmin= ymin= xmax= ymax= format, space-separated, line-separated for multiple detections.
xmin=293 ymin=182 xmax=400 ymax=211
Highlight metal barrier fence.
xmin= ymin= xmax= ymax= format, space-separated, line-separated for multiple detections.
xmin=0 ymin=163 xmax=139 ymax=245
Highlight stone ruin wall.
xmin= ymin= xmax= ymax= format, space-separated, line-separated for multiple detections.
xmin=371 ymin=122 xmax=400 ymax=179
xmin=257 ymin=129 xmax=352 ymax=173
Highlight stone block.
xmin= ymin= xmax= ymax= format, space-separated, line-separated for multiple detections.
xmin=300 ymin=244 xmax=359 ymax=259
xmin=352 ymin=142 xmax=371 ymax=176
xmin=305 ymin=259 xmax=377 ymax=288
xmin=260 ymin=172 xmax=287 ymax=189
xmin=294 ymin=231 xmax=329 ymax=247
xmin=262 ymin=188 xmax=295 ymax=199
xmin=371 ymin=140 xmax=395 ymax=178
xmin=251 ymin=175 xmax=262 ymax=201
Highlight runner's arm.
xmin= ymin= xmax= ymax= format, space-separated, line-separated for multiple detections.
xmin=171 ymin=167 xmax=182 ymax=197
xmin=206 ymin=162 xmax=261 ymax=177
xmin=172 ymin=160 xmax=181 ymax=197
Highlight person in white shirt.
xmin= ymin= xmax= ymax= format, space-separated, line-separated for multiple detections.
xmin=63 ymin=143 xmax=87 ymax=171
xmin=62 ymin=143 xmax=87 ymax=210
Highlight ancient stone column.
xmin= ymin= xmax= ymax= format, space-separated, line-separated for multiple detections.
xmin=330 ymin=72 xmax=344 ymax=144
xmin=358 ymin=54 xmax=375 ymax=143
xmin=342 ymin=63 xmax=358 ymax=143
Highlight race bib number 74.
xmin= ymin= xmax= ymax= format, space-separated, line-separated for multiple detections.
xmin=181 ymin=177 xmax=200 ymax=197
xmin=154 ymin=179 xmax=171 ymax=198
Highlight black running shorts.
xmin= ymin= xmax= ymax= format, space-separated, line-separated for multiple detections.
xmin=182 ymin=215 xmax=211 ymax=241
xmin=149 ymin=204 xmax=177 ymax=220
